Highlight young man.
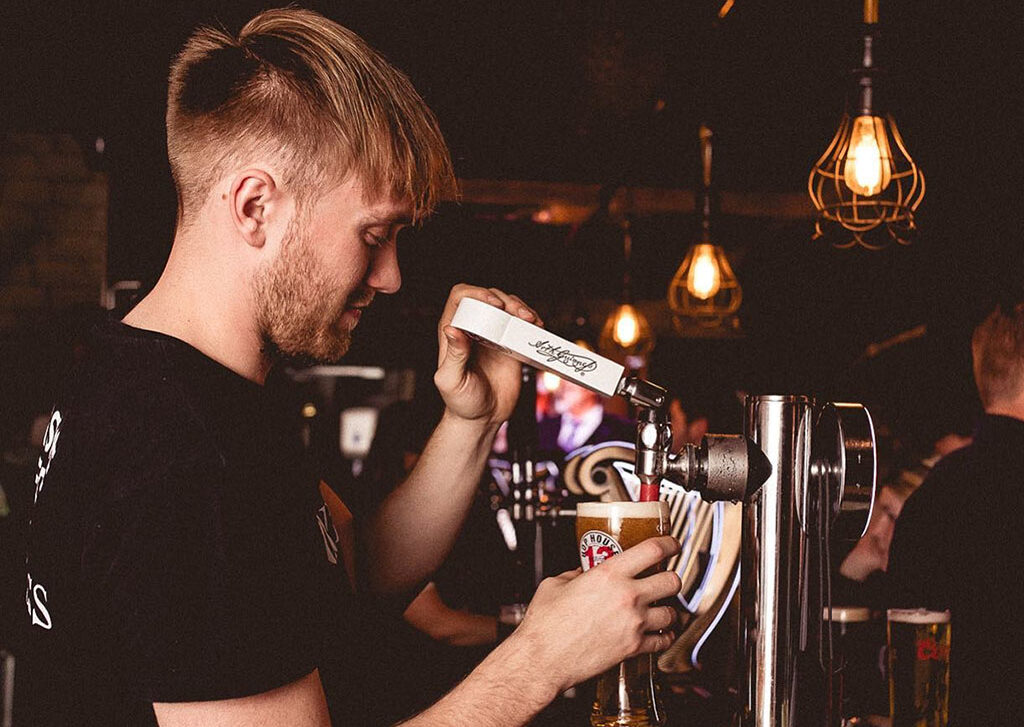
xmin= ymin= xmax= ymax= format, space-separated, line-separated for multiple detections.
xmin=888 ymin=299 xmax=1024 ymax=725
xmin=23 ymin=8 xmax=681 ymax=726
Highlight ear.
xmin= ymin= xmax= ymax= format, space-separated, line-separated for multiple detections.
xmin=690 ymin=417 xmax=709 ymax=443
xmin=229 ymin=170 xmax=279 ymax=248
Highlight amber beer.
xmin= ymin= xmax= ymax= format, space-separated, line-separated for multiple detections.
xmin=577 ymin=500 xmax=671 ymax=727
xmin=887 ymin=608 xmax=951 ymax=727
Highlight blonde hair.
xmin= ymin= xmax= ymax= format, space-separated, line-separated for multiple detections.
xmin=972 ymin=302 xmax=1024 ymax=408
xmin=166 ymin=7 xmax=456 ymax=223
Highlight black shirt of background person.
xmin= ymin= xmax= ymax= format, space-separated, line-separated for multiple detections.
xmin=887 ymin=414 xmax=1024 ymax=727
xmin=21 ymin=318 xmax=350 ymax=726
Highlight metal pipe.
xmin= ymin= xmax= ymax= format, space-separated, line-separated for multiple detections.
xmin=740 ymin=395 xmax=813 ymax=727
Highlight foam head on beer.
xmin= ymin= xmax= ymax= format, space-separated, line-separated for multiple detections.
xmin=887 ymin=608 xmax=951 ymax=625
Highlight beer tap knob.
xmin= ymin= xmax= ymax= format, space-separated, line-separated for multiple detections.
xmin=683 ymin=434 xmax=772 ymax=503
xmin=509 ymin=457 xmax=535 ymax=522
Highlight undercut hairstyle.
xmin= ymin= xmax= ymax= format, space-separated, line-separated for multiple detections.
xmin=166 ymin=7 xmax=457 ymax=223
xmin=972 ymin=300 xmax=1024 ymax=409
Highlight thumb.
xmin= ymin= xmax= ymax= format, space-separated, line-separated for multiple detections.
xmin=436 ymin=325 xmax=472 ymax=385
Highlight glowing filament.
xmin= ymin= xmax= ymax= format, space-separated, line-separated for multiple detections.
xmin=612 ymin=304 xmax=640 ymax=348
xmin=687 ymin=244 xmax=722 ymax=300
xmin=843 ymin=115 xmax=893 ymax=197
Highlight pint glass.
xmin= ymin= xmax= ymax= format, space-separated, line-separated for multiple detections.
xmin=822 ymin=606 xmax=887 ymax=726
xmin=887 ymin=608 xmax=951 ymax=727
xmin=577 ymin=500 xmax=671 ymax=727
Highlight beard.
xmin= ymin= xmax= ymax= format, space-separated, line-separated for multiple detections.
xmin=252 ymin=218 xmax=368 ymax=365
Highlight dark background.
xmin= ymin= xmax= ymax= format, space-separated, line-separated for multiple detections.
xmin=2 ymin=0 xmax=1022 ymax=443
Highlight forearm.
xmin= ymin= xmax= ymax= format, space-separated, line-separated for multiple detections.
xmin=404 ymin=582 xmax=498 ymax=646
xmin=365 ymin=410 xmax=498 ymax=594
xmin=397 ymin=630 xmax=559 ymax=727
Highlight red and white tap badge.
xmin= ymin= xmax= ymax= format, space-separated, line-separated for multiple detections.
xmin=579 ymin=531 xmax=623 ymax=571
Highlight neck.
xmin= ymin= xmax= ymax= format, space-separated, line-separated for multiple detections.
xmin=123 ymin=232 xmax=270 ymax=384
xmin=984 ymin=402 xmax=1024 ymax=422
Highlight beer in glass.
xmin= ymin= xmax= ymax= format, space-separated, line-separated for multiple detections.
xmin=577 ymin=500 xmax=671 ymax=727
xmin=887 ymin=608 xmax=951 ymax=727
xmin=822 ymin=606 xmax=887 ymax=726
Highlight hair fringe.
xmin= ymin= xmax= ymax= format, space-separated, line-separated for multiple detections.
xmin=167 ymin=7 xmax=457 ymax=222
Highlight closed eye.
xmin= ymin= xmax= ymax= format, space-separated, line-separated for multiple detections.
xmin=366 ymin=233 xmax=387 ymax=248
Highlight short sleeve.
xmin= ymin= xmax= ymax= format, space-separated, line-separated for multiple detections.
xmin=78 ymin=408 xmax=331 ymax=703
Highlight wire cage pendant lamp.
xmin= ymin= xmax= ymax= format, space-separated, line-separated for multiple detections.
xmin=599 ymin=219 xmax=655 ymax=364
xmin=667 ymin=125 xmax=742 ymax=330
xmin=808 ymin=0 xmax=925 ymax=249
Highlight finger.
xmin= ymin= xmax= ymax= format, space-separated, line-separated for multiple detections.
xmin=643 ymin=605 xmax=677 ymax=633
xmin=435 ymin=325 xmax=472 ymax=385
xmin=633 ymin=630 xmax=675 ymax=657
xmin=555 ymin=567 xmax=584 ymax=582
xmin=437 ymin=284 xmax=503 ymax=346
xmin=635 ymin=570 xmax=683 ymax=604
xmin=486 ymin=288 xmax=540 ymax=324
xmin=603 ymin=536 xmax=681 ymax=577
xmin=501 ymin=291 xmax=543 ymax=325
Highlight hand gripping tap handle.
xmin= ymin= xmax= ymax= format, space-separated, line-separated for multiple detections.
xmin=450 ymin=298 xmax=770 ymax=502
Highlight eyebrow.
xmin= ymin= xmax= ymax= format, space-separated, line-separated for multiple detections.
xmin=360 ymin=213 xmax=414 ymax=228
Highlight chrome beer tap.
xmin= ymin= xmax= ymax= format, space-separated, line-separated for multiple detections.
xmin=618 ymin=375 xmax=771 ymax=504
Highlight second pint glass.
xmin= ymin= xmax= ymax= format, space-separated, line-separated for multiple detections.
xmin=887 ymin=608 xmax=951 ymax=727
xmin=577 ymin=500 xmax=672 ymax=727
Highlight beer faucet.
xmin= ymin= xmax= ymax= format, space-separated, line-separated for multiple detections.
xmin=618 ymin=375 xmax=771 ymax=503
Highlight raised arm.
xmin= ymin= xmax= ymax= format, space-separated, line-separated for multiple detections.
xmin=364 ymin=284 xmax=541 ymax=594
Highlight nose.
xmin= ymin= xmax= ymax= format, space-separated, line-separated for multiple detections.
xmin=367 ymin=241 xmax=401 ymax=294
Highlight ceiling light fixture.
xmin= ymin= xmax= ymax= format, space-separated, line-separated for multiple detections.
xmin=599 ymin=219 xmax=655 ymax=365
xmin=808 ymin=0 xmax=925 ymax=249
xmin=667 ymin=125 xmax=742 ymax=330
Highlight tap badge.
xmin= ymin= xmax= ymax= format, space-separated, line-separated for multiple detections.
xmin=528 ymin=340 xmax=597 ymax=377
xmin=579 ymin=530 xmax=622 ymax=571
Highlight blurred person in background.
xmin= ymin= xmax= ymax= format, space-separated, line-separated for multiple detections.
xmin=352 ymin=398 xmax=507 ymax=724
xmin=839 ymin=430 xmax=972 ymax=590
xmin=888 ymin=297 xmax=1024 ymax=725
xmin=537 ymin=378 xmax=633 ymax=461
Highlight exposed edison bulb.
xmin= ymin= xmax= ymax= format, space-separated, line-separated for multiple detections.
xmin=686 ymin=243 xmax=721 ymax=300
xmin=843 ymin=115 xmax=893 ymax=197
xmin=612 ymin=304 xmax=640 ymax=348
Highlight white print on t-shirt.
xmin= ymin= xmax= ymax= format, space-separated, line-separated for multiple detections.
xmin=26 ymin=572 xmax=52 ymax=630
xmin=33 ymin=409 xmax=63 ymax=505
xmin=316 ymin=503 xmax=339 ymax=565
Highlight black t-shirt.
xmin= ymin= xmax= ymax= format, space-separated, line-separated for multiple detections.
xmin=888 ymin=414 xmax=1024 ymax=726
xmin=22 ymin=319 xmax=348 ymax=725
